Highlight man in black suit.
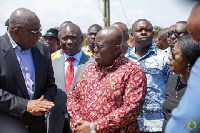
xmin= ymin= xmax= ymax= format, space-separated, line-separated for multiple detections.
xmin=0 ymin=8 xmax=57 ymax=133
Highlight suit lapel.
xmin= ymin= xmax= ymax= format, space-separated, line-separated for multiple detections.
xmin=70 ymin=53 xmax=90 ymax=91
xmin=31 ymin=46 xmax=45 ymax=99
xmin=59 ymin=56 xmax=66 ymax=93
xmin=2 ymin=34 xmax=29 ymax=99
xmin=55 ymin=56 xmax=66 ymax=93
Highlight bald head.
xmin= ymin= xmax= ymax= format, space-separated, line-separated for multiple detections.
xmin=8 ymin=8 xmax=41 ymax=50
xmin=9 ymin=8 xmax=39 ymax=29
xmin=59 ymin=23 xmax=82 ymax=37
xmin=94 ymin=26 xmax=123 ymax=66
xmin=59 ymin=21 xmax=73 ymax=31
xmin=88 ymin=24 xmax=102 ymax=33
xmin=96 ymin=26 xmax=123 ymax=46
xmin=188 ymin=3 xmax=200 ymax=42
xmin=112 ymin=22 xmax=129 ymax=41
xmin=112 ymin=22 xmax=128 ymax=37
xmin=173 ymin=21 xmax=187 ymax=32
xmin=158 ymin=28 xmax=170 ymax=38
xmin=112 ymin=22 xmax=129 ymax=53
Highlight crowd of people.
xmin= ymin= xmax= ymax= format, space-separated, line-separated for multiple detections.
xmin=1 ymin=2 xmax=200 ymax=133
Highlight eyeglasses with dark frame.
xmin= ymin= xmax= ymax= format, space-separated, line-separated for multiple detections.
xmin=18 ymin=27 xmax=42 ymax=36
xmin=94 ymin=43 xmax=120 ymax=49
xmin=167 ymin=31 xmax=188 ymax=38
xmin=94 ymin=43 xmax=104 ymax=49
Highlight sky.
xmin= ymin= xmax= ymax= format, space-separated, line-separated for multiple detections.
xmin=0 ymin=0 xmax=199 ymax=36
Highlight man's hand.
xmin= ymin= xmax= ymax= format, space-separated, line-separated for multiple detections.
xmin=75 ymin=121 xmax=91 ymax=133
xmin=26 ymin=95 xmax=54 ymax=116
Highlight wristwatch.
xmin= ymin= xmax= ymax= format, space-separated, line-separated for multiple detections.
xmin=90 ymin=122 xmax=96 ymax=133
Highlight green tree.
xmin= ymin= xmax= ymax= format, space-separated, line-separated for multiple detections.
xmin=153 ymin=26 xmax=162 ymax=40
xmin=82 ymin=33 xmax=87 ymax=47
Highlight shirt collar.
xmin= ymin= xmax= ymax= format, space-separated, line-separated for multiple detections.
xmin=129 ymin=44 xmax=157 ymax=57
xmin=163 ymin=47 xmax=171 ymax=54
xmin=7 ymin=32 xmax=31 ymax=52
xmin=148 ymin=44 xmax=157 ymax=53
xmin=64 ymin=50 xmax=83 ymax=62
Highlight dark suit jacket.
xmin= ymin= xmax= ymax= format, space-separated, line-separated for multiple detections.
xmin=47 ymin=52 xmax=94 ymax=133
xmin=0 ymin=33 xmax=57 ymax=133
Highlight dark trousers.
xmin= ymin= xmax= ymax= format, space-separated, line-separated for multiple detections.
xmin=63 ymin=119 xmax=71 ymax=133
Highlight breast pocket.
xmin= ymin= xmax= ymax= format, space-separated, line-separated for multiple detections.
xmin=105 ymin=78 xmax=124 ymax=107
xmin=145 ymin=67 xmax=160 ymax=75
xmin=144 ymin=67 xmax=161 ymax=89
xmin=142 ymin=58 xmax=162 ymax=75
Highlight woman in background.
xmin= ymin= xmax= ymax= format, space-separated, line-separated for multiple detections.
xmin=162 ymin=35 xmax=200 ymax=132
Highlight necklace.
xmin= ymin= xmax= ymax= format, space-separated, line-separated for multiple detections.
xmin=175 ymin=80 xmax=181 ymax=100
xmin=175 ymin=76 xmax=187 ymax=100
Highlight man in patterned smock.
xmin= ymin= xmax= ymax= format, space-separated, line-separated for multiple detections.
xmin=67 ymin=26 xmax=147 ymax=133
xmin=125 ymin=19 xmax=171 ymax=133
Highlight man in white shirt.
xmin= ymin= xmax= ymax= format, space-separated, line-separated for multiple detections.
xmin=47 ymin=23 xmax=94 ymax=133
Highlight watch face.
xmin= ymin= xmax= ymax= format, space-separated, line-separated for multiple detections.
xmin=90 ymin=122 xmax=96 ymax=133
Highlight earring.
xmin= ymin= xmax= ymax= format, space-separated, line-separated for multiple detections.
xmin=187 ymin=63 xmax=190 ymax=72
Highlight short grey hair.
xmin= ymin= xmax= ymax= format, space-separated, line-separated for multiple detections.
xmin=9 ymin=8 xmax=39 ymax=28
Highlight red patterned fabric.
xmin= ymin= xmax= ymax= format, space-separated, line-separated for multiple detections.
xmin=67 ymin=54 xmax=147 ymax=133
xmin=65 ymin=57 xmax=75 ymax=94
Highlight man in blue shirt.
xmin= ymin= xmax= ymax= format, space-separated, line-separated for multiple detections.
xmin=0 ymin=8 xmax=56 ymax=133
xmin=165 ymin=3 xmax=200 ymax=133
xmin=126 ymin=19 xmax=171 ymax=133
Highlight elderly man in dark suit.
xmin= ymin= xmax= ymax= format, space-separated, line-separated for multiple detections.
xmin=0 ymin=8 xmax=57 ymax=133
xmin=47 ymin=23 xmax=94 ymax=133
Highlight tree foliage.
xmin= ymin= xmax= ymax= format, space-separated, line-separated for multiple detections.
xmin=82 ymin=33 xmax=87 ymax=46
xmin=153 ymin=26 xmax=162 ymax=39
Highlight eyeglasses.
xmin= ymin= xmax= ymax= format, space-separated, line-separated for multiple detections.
xmin=18 ymin=27 xmax=42 ymax=36
xmin=94 ymin=43 xmax=120 ymax=49
xmin=167 ymin=31 xmax=188 ymax=38
xmin=94 ymin=43 xmax=104 ymax=49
